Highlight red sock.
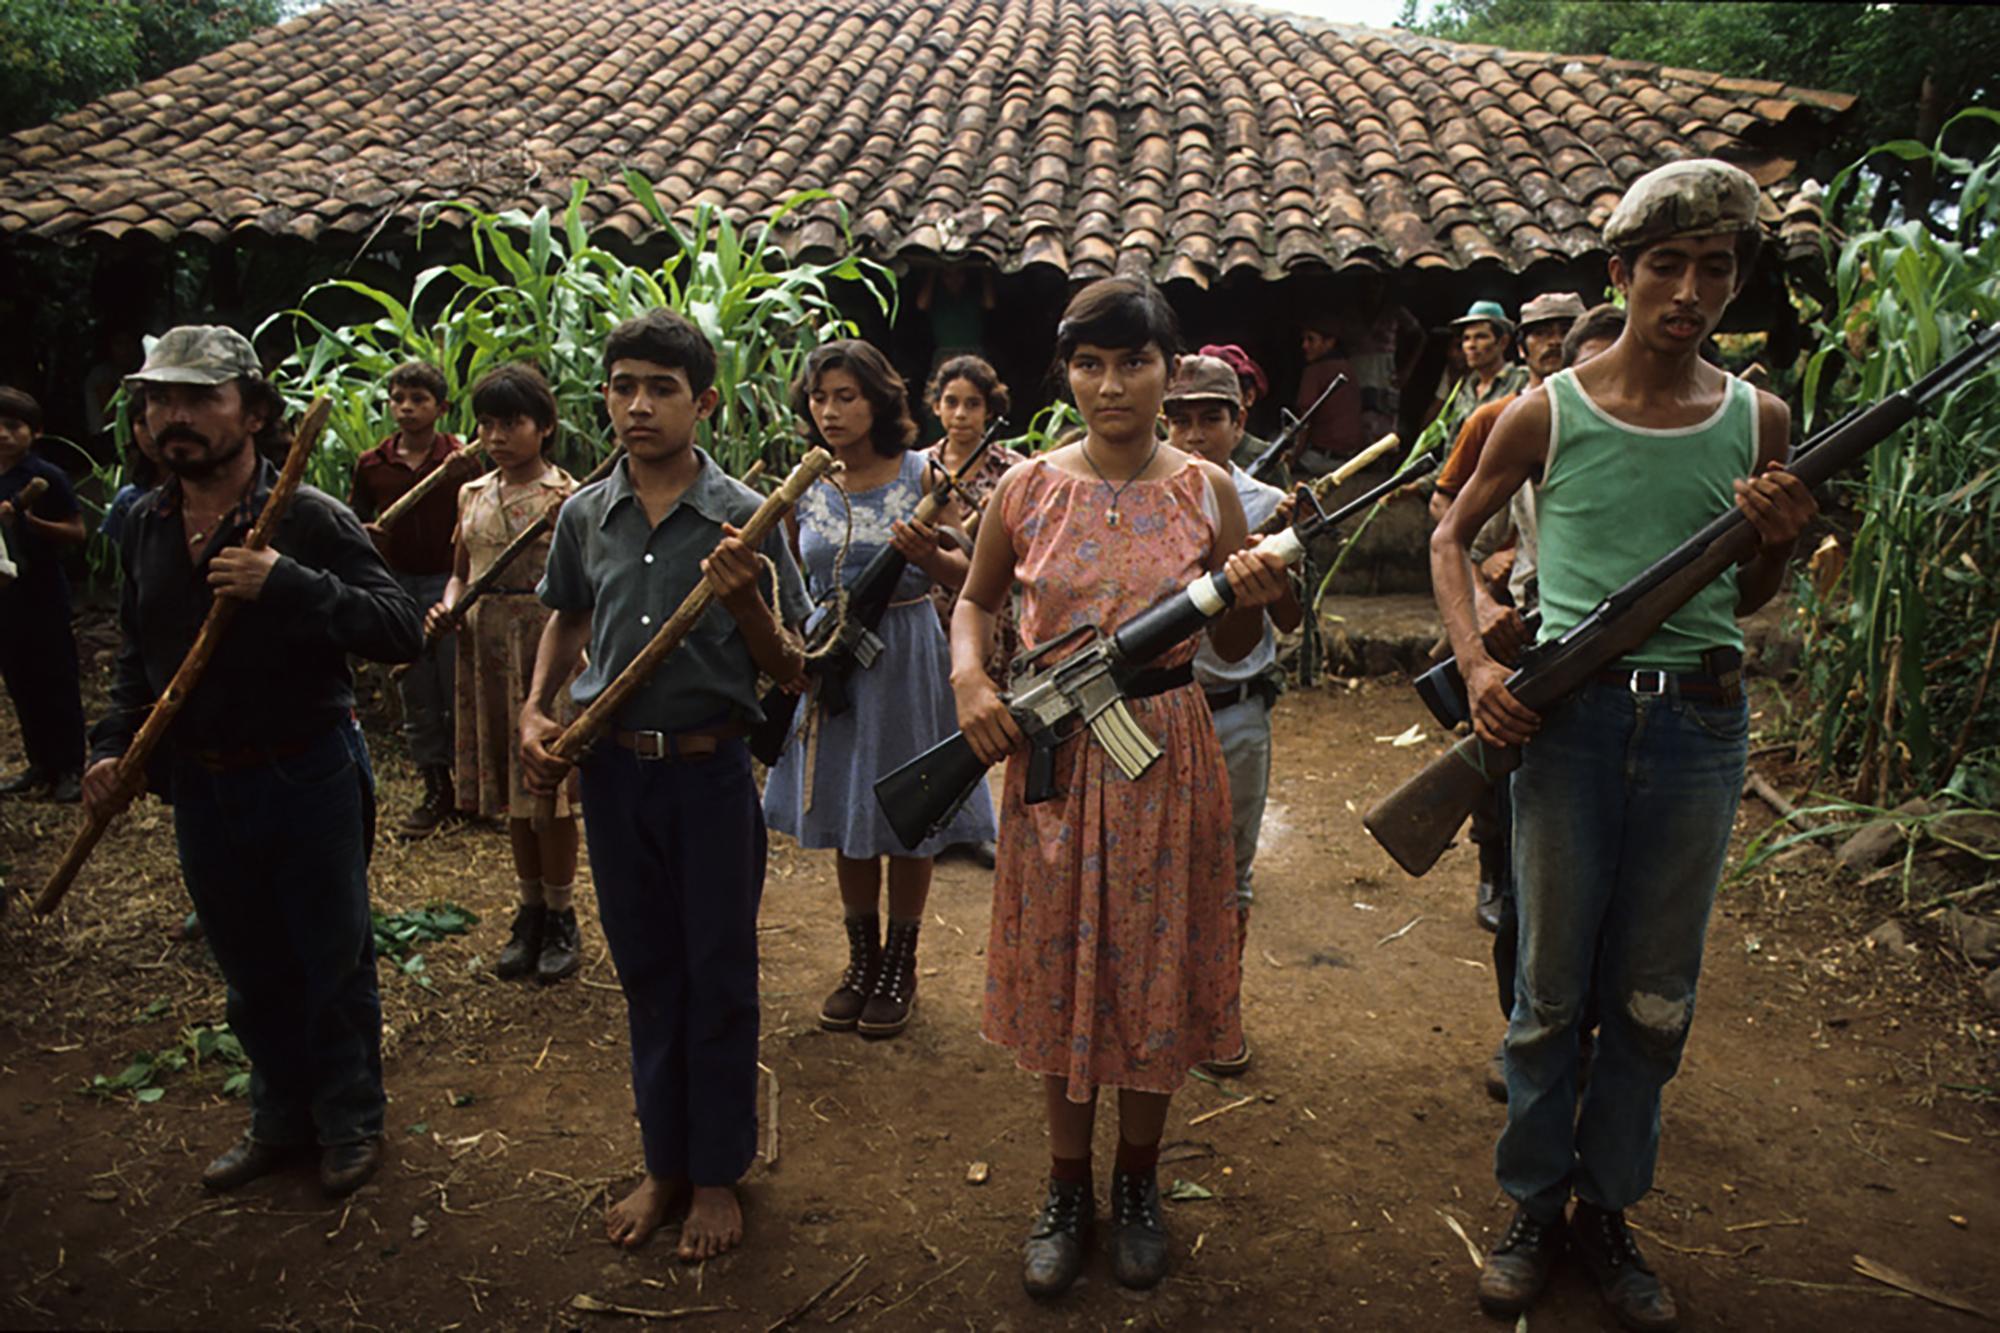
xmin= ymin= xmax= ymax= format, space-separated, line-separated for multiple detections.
xmin=1114 ymin=1137 xmax=1159 ymax=1175
xmin=1049 ymin=1153 xmax=1091 ymax=1185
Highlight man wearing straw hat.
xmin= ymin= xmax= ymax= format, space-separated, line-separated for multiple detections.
xmin=1432 ymin=162 xmax=1816 ymax=1330
xmin=82 ymin=325 xmax=422 ymax=1199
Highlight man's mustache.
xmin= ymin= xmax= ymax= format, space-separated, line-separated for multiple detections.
xmin=157 ymin=425 xmax=211 ymax=449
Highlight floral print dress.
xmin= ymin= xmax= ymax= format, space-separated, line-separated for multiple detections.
xmin=982 ymin=456 xmax=1243 ymax=1100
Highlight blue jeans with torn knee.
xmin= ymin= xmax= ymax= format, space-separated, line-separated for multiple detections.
xmin=1497 ymin=679 xmax=1747 ymax=1222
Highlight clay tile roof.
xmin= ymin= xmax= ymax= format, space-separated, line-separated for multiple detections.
xmin=0 ymin=0 xmax=1850 ymax=285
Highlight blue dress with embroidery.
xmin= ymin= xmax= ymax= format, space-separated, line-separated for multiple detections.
xmin=763 ymin=449 xmax=997 ymax=858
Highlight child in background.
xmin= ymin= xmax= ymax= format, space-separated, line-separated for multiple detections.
xmin=350 ymin=362 xmax=476 ymax=834
xmin=100 ymin=386 xmax=163 ymax=552
xmin=425 ymin=364 xmax=582 ymax=982
xmin=0 ymin=386 xmax=87 ymax=802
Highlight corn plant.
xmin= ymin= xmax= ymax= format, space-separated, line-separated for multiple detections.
xmin=1795 ymin=107 xmax=2000 ymax=806
xmin=257 ymin=179 xmax=894 ymax=494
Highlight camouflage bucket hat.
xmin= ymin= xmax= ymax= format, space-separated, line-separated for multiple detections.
xmin=1604 ymin=159 xmax=1762 ymax=250
xmin=125 ymin=325 xmax=261 ymax=390
xmin=1163 ymin=354 xmax=1244 ymax=409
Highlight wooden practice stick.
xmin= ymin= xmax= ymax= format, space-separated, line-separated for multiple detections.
xmin=530 ymin=446 xmax=834 ymax=827
xmin=36 ymin=400 xmax=332 ymax=915
xmin=374 ymin=441 xmax=486 ymax=532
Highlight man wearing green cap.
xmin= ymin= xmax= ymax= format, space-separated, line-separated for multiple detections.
xmin=1426 ymin=299 xmax=1528 ymax=450
xmin=82 ymin=325 xmax=423 ymax=1198
xmin=1431 ymin=161 xmax=1816 ymax=1331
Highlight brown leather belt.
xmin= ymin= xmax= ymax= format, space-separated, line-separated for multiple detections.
xmin=609 ymin=722 xmax=744 ymax=762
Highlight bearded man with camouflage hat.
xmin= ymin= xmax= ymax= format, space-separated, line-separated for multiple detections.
xmin=83 ymin=326 xmax=422 ymax=1198
xmin=1431 ymin=162 xmax=1818 ymax=1330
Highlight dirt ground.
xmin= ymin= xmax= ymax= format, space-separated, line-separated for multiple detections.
xmin=3 ymin=646 xmax=1997 ymax=1331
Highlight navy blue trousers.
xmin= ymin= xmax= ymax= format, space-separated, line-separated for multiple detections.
xmin=0 ymin=584 xmax=85 ymax=777
xmin=172 ymin=721 xmax=384 ymax=1146
xmin=579 ymin=738 xmax=764 ymax=1185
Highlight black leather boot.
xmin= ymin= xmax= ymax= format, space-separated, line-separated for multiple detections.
xmin=820 ymin=914 xmax=880 ymax=1031
xmin=497 ymin=903 xmax=546 ymax=980
xmin=858 ymin=917 xmax=919 ymax=1038
xmin=1572 ymin=1202 xmax=1679 ymax=1332
xmin=537 ymin=907 xmax=580 ymax=983
xmin=1022 ymin=1178 xmax=1092 ymax=1299
xmin=1478 ymin=1206 xmax=1566 ymax=1317
xmin=1108 ymin=1167 xmax=1169 ymax=1289
xmin=400 ymin=765 xmax=453 ymax=835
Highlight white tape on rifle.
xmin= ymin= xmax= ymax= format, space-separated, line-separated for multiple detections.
xmin=1188 ymin=574 xmax=1228 ymax=616
xmin=1263 ymin=527 xmax=1305 ymax=566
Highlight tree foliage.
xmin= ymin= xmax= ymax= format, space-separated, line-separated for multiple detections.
xmin=1400 ymin=2 xmax=2000 ymax=190
xmin=0 ymin=0 xmax=280 ymax=135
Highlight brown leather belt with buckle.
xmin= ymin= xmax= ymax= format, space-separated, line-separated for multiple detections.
xmin=609 ymin=723 xmax=745 ymax=762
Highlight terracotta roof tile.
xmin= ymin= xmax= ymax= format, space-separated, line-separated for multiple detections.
xmin=0 ymin=0 xmax=1847 ymax=278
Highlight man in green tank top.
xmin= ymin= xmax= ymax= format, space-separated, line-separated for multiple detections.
xmin=1429 ymin=160 xmax=1818 ymax=1332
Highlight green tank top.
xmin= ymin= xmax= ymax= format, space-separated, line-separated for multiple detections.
xmin=1536 ymin=367 xmax=1757 ymax=671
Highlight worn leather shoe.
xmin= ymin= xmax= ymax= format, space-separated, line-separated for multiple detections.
xmin=1108 ymin=1168 xmax=1169 ymax=1290
xmin=0 ymin=766 xmax=47 ymax=797
xmin=1571 ymin=1202 xmax=1679 ymax=1331
xmin=1022 ymin=1178 xmax=1092 ymax=1299
xmin=537 ymin=907 xmax=580 ymax=983
xmin=48 ymin=771 xmax=82 ymax=804
xmin=1484 ymin=1037 xmax=1508 ymax=1103
xmin=321 ymin=1137 xmax=383 ymax=1197
xmin=496 ymin=903 xmax=545 ymax=979
xmin=1477 ymin=1206 xmax=1565 ymax=1317
xmin=202 ymin=1136 xmax=308 ymax=1192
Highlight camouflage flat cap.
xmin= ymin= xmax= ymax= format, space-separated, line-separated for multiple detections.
xmin=1604 ymin=159 xmax=1761 ymax=250
xmin=125 ymin=325 xmax=261 ymax=389
xmin=1518 ymin=292 xmax=1588 ymax=329
xmin=1163 ymin=354 xmax=1243 ymax=408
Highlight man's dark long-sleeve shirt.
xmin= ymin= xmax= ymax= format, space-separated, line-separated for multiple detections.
xmin=88 ymin=458 xmax=423 ymax=768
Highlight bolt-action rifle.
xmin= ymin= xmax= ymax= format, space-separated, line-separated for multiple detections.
xmin=875 ymin=433 xmax=1421 ymax=850
xmin=747 ymin=419 xmax=1006 ymax=765
xmin=1366 ymin=325 xmax=2000 ymax=877
xmin=1245 ymin=373 xmax=1350 ymax=483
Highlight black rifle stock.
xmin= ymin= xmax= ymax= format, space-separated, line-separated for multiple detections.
xmin=877 ymin=436 xmax=1430 ymax=849
xmin=747 ymin=420 xmax=1004 ymax=765
xmin=1366 ymin=326 xmax=2000 ymax=877
xmin=1246 ymin=373 xmax=1350 ymax=482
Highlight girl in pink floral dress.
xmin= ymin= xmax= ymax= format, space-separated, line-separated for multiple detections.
xmin=950 ymin=279 xmax=1291 ymax=1299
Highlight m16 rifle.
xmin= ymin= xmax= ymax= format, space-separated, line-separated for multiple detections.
xmin=1366 ymin=325 xmax=2000 ymax=878
xmin=1246 ymin=373 xmax=1350 ymax=483
xmin=875 ymin=433 xmax=1425 ymax=850
xmin=747 ymin=419 xmax=1006 ymax=765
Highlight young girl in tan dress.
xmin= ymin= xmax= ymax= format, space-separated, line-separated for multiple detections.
xmin=425 ymin=363 xmax=582 ymax=983
xmin=951 ymin=279 xmax=1291 ymax=1299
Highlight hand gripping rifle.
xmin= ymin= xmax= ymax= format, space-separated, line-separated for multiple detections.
xmin=38 ymin=399 xmax=332 ymax=914
xmin=746 ymin=419 xmax=1006 ymax=765
xmin=0 ymin=477 xmax=50 ymax=588
xmin=1246 ymin=373 xmax=1350 ymax=483
xmin=531 ymin=447 xmax=836 ymax=827
xmin=1365 ymin=325 xmax=2000 ymax=877
xmin=875 ymin=433 xmax=1421 ymax=850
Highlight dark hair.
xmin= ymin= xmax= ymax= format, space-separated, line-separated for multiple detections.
xmin=603 ymin=308 xmax=718 ymax=394
xmin=0 ymin=385 xmax=43 ymax=434
xmin=792 ymin=340 xmax=917 ymax=457
xmin=235 ymin=376 xmax=293 ymax=464
xmin=924 ymin=354 xmax=1012 ymax=422
xmin=471 ymin=363 xmax=560 ymax=452
xmin=120 ymin=386 xmax=158 ymax=487
xmin=1562 ymin=303 xmax=1628 ymax=366
xmin=1614 ymin=229 xmax=1763 ymax=282
xmin=1053 ymin=278 xmax=1182 ymax=364
xmin=387 ymin=361 xmax=448 ymax=402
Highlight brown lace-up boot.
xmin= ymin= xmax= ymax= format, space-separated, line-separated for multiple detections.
xmin=858 ymin=917 xmax=920 ymax=1038
xmin=820 ymin=913 xmax=880 ymax=1031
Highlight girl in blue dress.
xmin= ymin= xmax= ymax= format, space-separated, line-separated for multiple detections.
xmin=763 ymin=340 xmax=996 ymax=1039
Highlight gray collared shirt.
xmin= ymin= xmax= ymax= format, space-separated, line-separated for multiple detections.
xmin=539 ymin=448 xmax=809 ymax=733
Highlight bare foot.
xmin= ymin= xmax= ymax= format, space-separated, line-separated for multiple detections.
xmin=677 ymin=1184 xmax=743 ymax=1262
xmin=605 ymin=1173 xmax=683 ymax=1249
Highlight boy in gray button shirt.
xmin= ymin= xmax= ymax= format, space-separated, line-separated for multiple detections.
xmin=520 ymin=309 xmax=808 ymax=1263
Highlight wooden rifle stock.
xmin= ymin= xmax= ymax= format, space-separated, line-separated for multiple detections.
xmin=37 ymin=399 xmax=333 ymax=914
xmin=530 ymin=448 xmax=835 ymax=827
xmin=1365 ymin=323 xmax=2000 ymax=877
